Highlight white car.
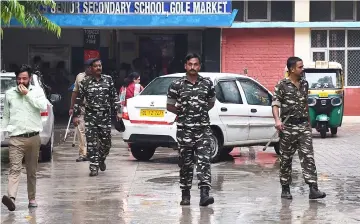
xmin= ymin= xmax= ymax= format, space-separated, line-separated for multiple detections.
xmin=122 ymin=72 xmax=280 ymax=162
xmin=1 ymin=72 xmax=61 ymax=162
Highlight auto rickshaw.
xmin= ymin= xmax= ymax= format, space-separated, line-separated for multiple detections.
xmin=285 ymin=61 xmax=345 ymax=138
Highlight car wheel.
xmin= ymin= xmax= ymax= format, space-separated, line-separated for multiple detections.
xmin=273 ymin=142 xmax=281 ymax=155
xmin=40 ymin=131 xmax=54 ymax=162
xmin=210 ymin=132 xmax=221 ymax=163
xmin=130 ymin=145 xmax=156 ymax=161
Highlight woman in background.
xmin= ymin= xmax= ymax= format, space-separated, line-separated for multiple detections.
xmin=119 ymin=72 xmax=144 ymax=106
xmin=118 ymin=72 xmax=144 ymax=148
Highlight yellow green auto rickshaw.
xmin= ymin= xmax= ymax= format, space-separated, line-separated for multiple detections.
xmin=285 ymin=61 xmax=344 ymax=138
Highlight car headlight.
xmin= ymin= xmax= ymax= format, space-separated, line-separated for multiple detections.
xmin=331 ymin=97 xmax=342 ymax=106
xmin=308 ymin=97 xmax=316 ymax=106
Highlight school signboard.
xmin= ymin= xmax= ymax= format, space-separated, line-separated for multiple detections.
xmin=10 ymin=1 xmax=237 ymax=27
xmin=46 ymin=1 xmax=232 ymax=14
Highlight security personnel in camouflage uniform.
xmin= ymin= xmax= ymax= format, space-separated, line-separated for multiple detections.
xmin=272 ymin=56 xmax=326 ymax=200
xmin=73 ymin=58 xmax=121 ymax=177
xmin=167 ymin=53 xmax=216 ymax=207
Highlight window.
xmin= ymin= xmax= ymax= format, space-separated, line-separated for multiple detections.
xmin=215 ymin=80 xmax=243 ymax=104
xmin=239 ymin=79 xmax=272 ymax=106
xmin=311 ymin=30 xmax=327 ymax=48
xmin=310 ymin=1 xmax=358 ymax=22
xmin=333 ymin=1 xmax=355 ymax=21
xmin=0 ymin=76 xmax=16 ymax=93
xmin=270 ymin=1 xmax=293 ymax=22
xmin=140 ymin=77 xmax=180 ymax=95
xmin=246 ymin=1 xmax=270 ymax=21
xmin=304 ymin=69 xmax=342 ymax=89
xmin=310 ymin=1 xmax=331 ymax=21
xmin=232 ymin=1 xmax=244 ymax=22
xmin=310 ymin=29 xmax=360 ymax=86
xmin=233 ymin=1 xmax=293 ymax=22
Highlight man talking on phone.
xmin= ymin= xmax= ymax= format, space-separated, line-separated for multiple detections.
xmin=1 ymin=64 xmax=47 ymax=211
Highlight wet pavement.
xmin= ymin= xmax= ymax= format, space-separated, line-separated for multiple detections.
xmin=1 ymin=124 xmax=360 ymax=223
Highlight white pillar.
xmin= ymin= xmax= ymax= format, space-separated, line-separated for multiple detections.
xmin=294 ymin=0 xmax=310 ymax=22
xmin=294 ymin=28 xmax=311 ymax=63
xmin=294 ymin=0 xmax=311 ymax=62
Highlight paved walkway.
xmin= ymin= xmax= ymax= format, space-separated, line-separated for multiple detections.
xmin=1 ymin=124 xmax=360 ymax=223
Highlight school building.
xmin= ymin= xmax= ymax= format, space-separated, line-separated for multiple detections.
xmin=2 ymin=0 xmax=360 ymax=115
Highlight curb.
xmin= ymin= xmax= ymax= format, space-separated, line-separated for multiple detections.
xmin=342 ymin=116 xmax=360 ymax=124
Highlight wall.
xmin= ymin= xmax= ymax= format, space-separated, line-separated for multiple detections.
xmin=2 ymin=28 xmax=110 ymax=67
xmin=344 ymin=88 xmax=360 ymax=116
xmin=221 ymin=28 xmax=294 ymax=90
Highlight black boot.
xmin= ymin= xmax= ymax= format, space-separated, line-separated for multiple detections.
xmin=281 ymin=185 xmax=293 ymax=199
xmin=89 ymin=170 xmax=98 ymax=176
xmin=180 ymin=189 xmax=190 ymax=206
xmin=89 ymin=166 xmax=99 ymax=176
xmin=309 ymin=184 xmax=326 ymax=199
xmin=199 ymin=187 xmax=214 ymax=207
xmin=99 ymin=160 xmax=106 ymax=171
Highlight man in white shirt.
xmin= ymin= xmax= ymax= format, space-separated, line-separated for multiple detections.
xmin=1 ymin=64 xmax=47 ymax=211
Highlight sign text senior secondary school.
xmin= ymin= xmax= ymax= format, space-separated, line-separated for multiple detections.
xmin=48 ymin=1 xmax=232 ymax=14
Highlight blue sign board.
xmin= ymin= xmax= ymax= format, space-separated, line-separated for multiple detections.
xmin=9 ymin=1 xmax=236 ymax=27
xmin=44 ymin=1 xmax=232 ymax=14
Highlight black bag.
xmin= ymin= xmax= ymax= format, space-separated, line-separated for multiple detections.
xmin=114 ymin=119 xmax=125 ymax=132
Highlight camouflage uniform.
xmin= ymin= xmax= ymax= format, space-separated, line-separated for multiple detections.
xmin=73 ymin=74 xmax=119 ymax=171
xmin=272 ymin=78 xmax=318 ymax=186
xmin=167 ymin=75 xmax=216 ymax=190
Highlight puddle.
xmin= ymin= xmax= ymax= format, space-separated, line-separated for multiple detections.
xmin=147 ymin=175 xmax=179 ymax=184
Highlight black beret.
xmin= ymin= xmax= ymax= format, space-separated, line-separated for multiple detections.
xmin=85 ymin=58 xmax=101 ymax=66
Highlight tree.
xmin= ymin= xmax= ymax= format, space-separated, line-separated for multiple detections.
xmin=1 ymin=0 xmax=61 ymax=38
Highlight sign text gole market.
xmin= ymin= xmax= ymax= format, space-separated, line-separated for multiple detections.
xmin=47 ymin=1 xmax=231 ymax=14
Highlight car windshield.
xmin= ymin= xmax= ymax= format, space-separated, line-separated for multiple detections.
xmin=1 ymin=76 xmax=16 ymax=93
xmin=140 ymin=77 xmax=181 ymax=95
xmin=304 ymin=69 xmax=342 ymax=89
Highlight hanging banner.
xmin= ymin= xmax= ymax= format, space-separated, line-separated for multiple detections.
xmin=45 ymin=1 xmax=232 ymax=14
xmin=84 ymin=49 xmax=100 ymax=61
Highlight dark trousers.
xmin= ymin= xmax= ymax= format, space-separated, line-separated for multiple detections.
xmin=279 ymin=123 xmax=318 ymax=185
xmin=85 ymin=112 xmax=112 ymax=171
xmin=177 ymin=126 xmax=212 ymax=190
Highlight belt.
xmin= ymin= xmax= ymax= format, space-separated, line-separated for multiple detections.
xmin=14 ymin=132 xmax=39 ymax=138
xmin=285 ymin=117 xmax=308 ymax=125
xmin=87 ymin=110 xmax=110 ymax=115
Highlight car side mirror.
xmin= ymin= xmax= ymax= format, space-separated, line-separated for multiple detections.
xmin=50 ymin=94 xmax=61 ymax=104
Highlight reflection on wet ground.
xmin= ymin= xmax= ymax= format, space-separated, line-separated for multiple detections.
xmin=1 ymin=124 xmax=360 ymax=223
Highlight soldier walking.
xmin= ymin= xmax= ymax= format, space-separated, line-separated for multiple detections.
xmin=272 ymin=56 xmax=326 ymax=200
xmin=166 ymin=53 xmax=216 ymax=206
xmin=73 ymin=58 xmax=121 ymax=176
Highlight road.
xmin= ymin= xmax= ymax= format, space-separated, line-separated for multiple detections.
xmin=1 ymin=124 xmax=360 ymax=223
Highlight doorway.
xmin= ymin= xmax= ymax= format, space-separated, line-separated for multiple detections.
xmin=136 ymin=34 xmax=188 ymax=86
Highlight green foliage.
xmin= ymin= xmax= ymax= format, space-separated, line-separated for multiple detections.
xmin=1 ymin=0 xmax=61 ymax=38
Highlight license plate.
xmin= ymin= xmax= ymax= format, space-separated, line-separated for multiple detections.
xmin=140 ymin=109 xmax=164 ymax=117
xmin=319 ymin=92 xmax=328 ymax=98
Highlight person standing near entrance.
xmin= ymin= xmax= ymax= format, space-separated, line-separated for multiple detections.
xmin=1 ymin=64 xmax=47 ymax=211
xmin=69 ymin=60 xmax=92 ymax=162
xmin=272 ymin=56 xmax=326 ymax=200
xmin=166 ymin=53 xmax=216 ymax=207
xmin=73 ymin=58 xmax=121 ymax=176
xmin=119 ymin=72 xmax=144 ymax=106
